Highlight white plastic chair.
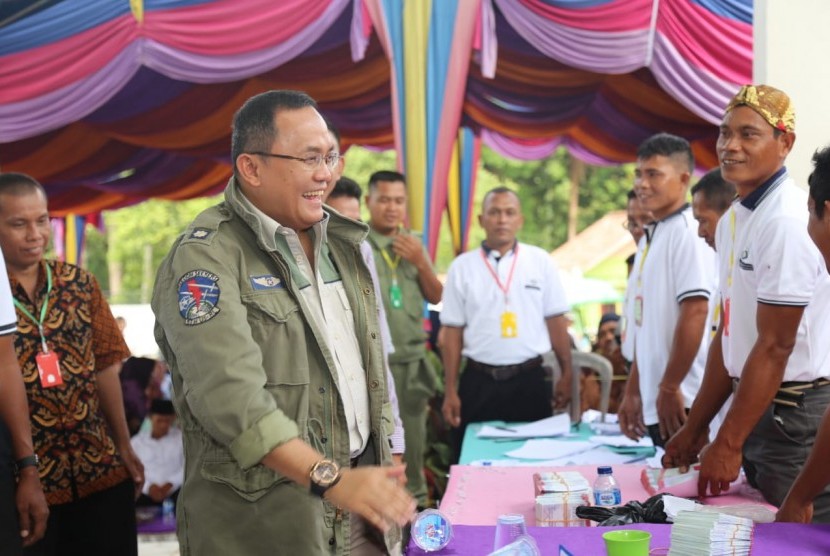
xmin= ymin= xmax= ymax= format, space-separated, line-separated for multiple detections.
xmin=544 ymin=349 xmax=614 ymax=423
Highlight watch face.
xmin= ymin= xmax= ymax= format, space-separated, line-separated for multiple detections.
xmin=312 ymin=460 xmax=339 ymax=486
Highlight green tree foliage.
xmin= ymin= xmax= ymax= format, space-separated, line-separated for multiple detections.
xmin=103 ymin=195 xmax=222 ymax=302
xmin=480 ymin=146 xmax=634 ymax=252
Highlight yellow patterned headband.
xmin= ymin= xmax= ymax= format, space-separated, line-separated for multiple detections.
xmin=724 ymin=84 xmax=795 ymax=133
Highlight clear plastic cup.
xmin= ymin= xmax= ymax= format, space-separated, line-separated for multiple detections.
xmin=493 ymin=514 xmax=528 ymax=551
xmin=488 ymin=534 xmax=540 ymax=555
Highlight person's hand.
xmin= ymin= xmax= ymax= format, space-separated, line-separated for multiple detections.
xmin=118 ymin=443 xmax=145 ymax=498
xmin=392 ymin=234 xmax=426 ymax=267
xmin=148 ymin=484 xmax=165 ymax=503
xmin=662 ymin=422 xmax=708 ymax=472
xmin=656 ymin=385 xmax=687 ymax=442
xmin=553 ymin=371 xmax=572 ymax=410
xmin=776 ymin=496 xmax=814 ymax=523
xmin=618 ymin=392 xmax=646 ymax=440
xmin=16 ymin=469 xmax=48 ymax=547
xmin=391 ymin=456 xmax=407 ymax=486
xmin=442 ymin=390 xmax=462 ymax=428
xmin=324 ymin=465 xmax=416 ymax=533
xmin=697 ymin=439 xmax=742 ymax=498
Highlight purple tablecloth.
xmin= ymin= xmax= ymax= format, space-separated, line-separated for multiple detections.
xmin=407 ymin=523 xmax=830 ymax=555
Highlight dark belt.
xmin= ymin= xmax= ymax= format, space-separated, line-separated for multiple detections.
xmin=466 ymin=356 xmax=543 ymax=382
xmin=733 ymin=377 xmax=830 ymax=408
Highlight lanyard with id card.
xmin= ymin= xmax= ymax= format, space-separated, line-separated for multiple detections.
xmin=481 ymin=245 xmax=519 ymax=338
xmin=13 ymin=265 xmax=62 ymax=388
xmin=380 ymin=246 xmax=404 ymax=309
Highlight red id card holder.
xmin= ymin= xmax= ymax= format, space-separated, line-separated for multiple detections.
xmin=36 ymin=351 xmax=63 ymax=388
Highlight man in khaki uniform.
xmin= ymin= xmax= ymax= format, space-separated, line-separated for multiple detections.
xmin=365 ymin=171 xmax=442 ymax=507
xmin=152 ymin=90 xmax=414 ymax=555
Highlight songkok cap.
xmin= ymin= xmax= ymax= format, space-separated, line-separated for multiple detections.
xmin=150 ymin=399 xmax=175 ymax=415
xmin=598 ymin=312 xmax=620 ymax=327
xmin=724 ymin=85 xmax=795 ymax=133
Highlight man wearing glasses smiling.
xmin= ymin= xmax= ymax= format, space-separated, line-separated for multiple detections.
xmin=153 ymin=90 xmax=414 ymax=555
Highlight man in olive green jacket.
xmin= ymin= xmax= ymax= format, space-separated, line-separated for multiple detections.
xmin=152 ymin=90 xmax=414 ymax=555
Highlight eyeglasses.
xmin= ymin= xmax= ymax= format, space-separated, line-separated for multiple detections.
xmin=622 ymin=220 xmax=645 ymax=232
xmin=248 ymin=152 xmax=341 ymax=171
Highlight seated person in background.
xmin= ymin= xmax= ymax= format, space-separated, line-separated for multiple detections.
xmin=580 ymin=313 xmax=627 ymax=413
xmin=120 ymin=357 xmax=156 ymax=437
xmin=131 ymin=400 xmax=183 ymax=509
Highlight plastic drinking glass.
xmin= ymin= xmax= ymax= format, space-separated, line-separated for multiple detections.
xmin=493 ymin=514 xmax=528 ymax=551
xmin=602 ymin=529 xmax=652 ymax=556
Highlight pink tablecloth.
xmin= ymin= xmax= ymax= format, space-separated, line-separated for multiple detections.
xmin=439 ymin=464 xmax=773 ymax=526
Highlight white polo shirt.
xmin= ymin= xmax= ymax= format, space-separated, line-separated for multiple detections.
xmin=440 ymin=242 xmax=570 ymax=366
xmin=716 ymin=169 xmax=830 ymax=382
xmin=0 ymin=251 xmax=16 ymax=337
xmin=629 ymin=205 xmax=716 ymax=425
xmin=621 ymin=236 xmax=645 ymax=361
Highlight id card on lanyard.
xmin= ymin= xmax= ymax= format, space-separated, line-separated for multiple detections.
xmin=481 ymin=245 xmax=519 ymax=338
xmin=13 ymin=265 xmax=62 ymax=388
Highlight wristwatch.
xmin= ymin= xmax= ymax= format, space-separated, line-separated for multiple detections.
xmin=15 ymin=454 xmax=39 ymax=473
xmin=309 ymin=459 xmax=341 ymax=498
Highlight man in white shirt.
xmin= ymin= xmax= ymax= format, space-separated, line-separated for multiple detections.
xmin=690 ymin=169 xmax=736 ymax=440
xmin=665 ymin=85 xmax=830 ymax=522
xmin=777 ymin=145 xmax=830 ymax=523
xmin=618 ymin=134 xmax=715 ymax=448
xmin=132 ymin=400 xmax=184 ymax=509
xmin=440 ymin=187 xmax=573 ymax=461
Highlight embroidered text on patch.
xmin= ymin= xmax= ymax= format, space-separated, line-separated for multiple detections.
xmin=178 ymin=270 xmax=221 ymax=325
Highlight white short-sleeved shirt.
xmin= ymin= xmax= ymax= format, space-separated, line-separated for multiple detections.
xmin=716 ymin=170 xmax=830 ymax=382
xmin=620 ymin=237 xmax=646 ymax=361
xmin=0 ymin=252 xmax=17 ymax=336
xmin=628 ymin=205 xmax=716 ymax=425
xmin=440 ymin=242 xmax=570 ymax=366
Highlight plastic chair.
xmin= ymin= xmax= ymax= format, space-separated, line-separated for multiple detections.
xmin=571 ymin=350 xmax=614 ymax=422
xmin=543 ymin=350 xmax=614 ymax=423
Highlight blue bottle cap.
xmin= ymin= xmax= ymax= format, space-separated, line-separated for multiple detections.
xmin=597 ymin=466 xmax=613 ymax=474
xmin=412 ymin=509 xmax=453 ymax=552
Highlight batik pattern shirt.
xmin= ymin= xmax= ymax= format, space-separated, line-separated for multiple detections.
xmin=10 ymin=260 xmax=131 ymax=505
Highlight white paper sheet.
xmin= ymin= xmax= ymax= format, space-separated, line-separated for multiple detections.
xmin=505 ymin=439 xmax=595 ymax=460
xmin=476 ymin=413 xmax=572 ymax=439
xmin=587 ymin=435 xmax=654 ymax=449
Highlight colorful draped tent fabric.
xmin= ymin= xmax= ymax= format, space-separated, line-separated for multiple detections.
xmin=0 ymin=0 xmax=752 ymax=257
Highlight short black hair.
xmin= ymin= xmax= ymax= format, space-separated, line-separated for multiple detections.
xmin=329 ymin=177 xmax=362 ymax=201
xmin=0 ymin=173 xmax=47 ymax=209
xmin=231 ymin=90 xmax=317 ymax=176
xmin=636 ymin=133 xmax=694 ymax=173
xmin=482 ymin=186 xmax=520 ymax=210
xmin=322 ymin=115 xmax=341 ymax=149
xmin=809 ymin=146 xmax=830 ymax=219
xmin=690 ymin=168 xmax=736 ymax=214
xmin=368 ymin=170 xmax=406 ymax=192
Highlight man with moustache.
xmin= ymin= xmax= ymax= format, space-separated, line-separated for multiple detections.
xmin=0 ymin=173 xmax=141 ymax=555
xmin=665 ymin=85 xmax=830 ymax=522
xmin=440 ymin=187 xmax=574 ymax=461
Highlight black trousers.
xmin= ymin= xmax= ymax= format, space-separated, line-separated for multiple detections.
xmin=451 ymin=363 xmax=551 ymax=463
xmin=24 ymin=479 xmax=137 ymax=556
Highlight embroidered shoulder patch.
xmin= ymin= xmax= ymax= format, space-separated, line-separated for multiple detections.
xmin=188 ymin=227 xmax=214 ymax=241
xmin=177 ymin=270 xmax=221 ymax=325
xmin=250 ymin=274 xmax=283 ymax=290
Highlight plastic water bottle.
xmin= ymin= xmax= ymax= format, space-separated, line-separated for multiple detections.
xmin=162 ymin=497 xmax=175 ymax=523
xmin=593 ymin=466 xmax=621 ymax=507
